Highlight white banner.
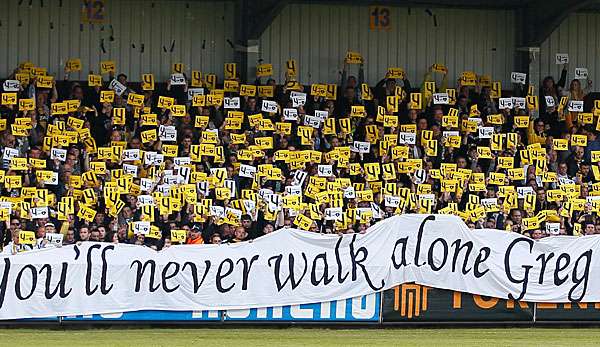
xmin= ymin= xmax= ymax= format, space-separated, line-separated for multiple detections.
xmin=0 ymin=214 xmax=598 ymax=319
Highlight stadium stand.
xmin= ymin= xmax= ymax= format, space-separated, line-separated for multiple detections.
xmin=0 ymin=52 xmax=597 ymax=254
xmin=1 ymin=0 xmax=600 ymax=255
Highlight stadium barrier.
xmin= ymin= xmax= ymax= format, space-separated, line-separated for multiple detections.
xmin=382 ymin=284 xmax=600 ymax=323
xmin=6 ymin=294 xmax=380 ymax=324
xmin=5 ymin=285 xmax=600 ymax=324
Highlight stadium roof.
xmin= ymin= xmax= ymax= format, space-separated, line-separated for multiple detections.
xmin=220 ymin=0 xmax=598 ymax=52
xmin=198 ymin=0 xmax=600 ymax=12
xmin=219 ymin=0 xmax=600 ymax=10
xmin=291 ymin=0 xmax=536 ymax=9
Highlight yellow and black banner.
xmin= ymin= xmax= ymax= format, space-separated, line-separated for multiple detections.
xmin=383 ymin=284 xmax=600 ymax=322
xmin=382 ymin=284 xmax=533 ymax=322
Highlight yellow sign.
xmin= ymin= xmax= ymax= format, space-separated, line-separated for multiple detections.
xmin=345 ymin=52 xmax=363 ymax=64
xmin=158 ymin=96 xmax=175 ymax=109
xmin=100 ymin=90 xmax=114 ymax=103
xmin=65 ymin=58 xmax=82 ymax=72
xmin=491 ymin=82 xmax=501 ymax=98
xmin=100 ymin=60 xmax=116 ymax=74
xmin=240 ymin=84 xmax=257 ymax=97
xmin=171 ymin=229 xmax=187 ymax=243
xmin=387 ymin=67 xmax=405 ymax=79
xmin=431 ymin=64 xmax=448 ymax=74
xmin=19 ymin=231 xmax=36 ymax=245
xmin=19 ymin=98 xmax=35 ymax=111
xmin=224 ymin=63 xmax=236 ymax=79
xmin=172 ymin=63 xmax=184 ymax=74
xmin=1 ymin=93 xmax=17 ymax=105
xmin=286 ymin=60 xmax=297 ymax=78
xmin=191 ymin=71 xmax=202 ymax=87
xmin=460 ymin=72 xmax=477 ymax=86
xmin=88 ymin=74 xmax=102 ymax=87
xmin=258 ymin=86 xmax=274 ymax=98
xmin=256 ymin=64 xmax=273 ymax=77
xmin=141 ymin=74 xmax=155 ymax=90
xmin=36 ymin=76 xmax=54 ymax=88
xmin=127 ymin=93 xmax=144 ymax=107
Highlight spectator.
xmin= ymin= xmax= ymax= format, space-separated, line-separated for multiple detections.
xmin=210 ymin=233 xmax=222 ymax=244
xmin=186 ymin=225 xmax=204 ymax=245
xmin=64 ymin=228 xmax=76 ymax=245
xmin=78 ymin=227 xmax=90 ymax=242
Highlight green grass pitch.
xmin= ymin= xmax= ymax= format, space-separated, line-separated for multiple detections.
xmin=0 ymin=328 xmax=598 ymax=346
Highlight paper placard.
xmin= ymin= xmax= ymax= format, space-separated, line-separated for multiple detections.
xmin=351 ymin=141 xmax=371 ymax=154
xmin=239 ymin=164 xmax=257 ymax=178
xmin=568 ymin=100 xmax=584 ymax=112
xmin=317 ymin=165 xmax=334 ymax=177
xmin=108 ymin=79 xmax=126 ymax=96
xmin=478 ymin=127 xmax=494 ymax=139
xmin=43 ymin=171 xmax=59 ymax=185
xmin=3 ymin=148 xmax=18 ymax=160
xmin=159 ymin=125 xmax=177 ymax=142
xmin=3 ymin=80 xmax=20 ymax=92
xmin=314 ymin=110 xmax=329 ymax=120
xmin=187 ymin=88 xmax=204 ymax=101
xmin=325 ymin=207 xmax=343 ymax=221
xmin=31 ymin=206 xmax=49 ymax=219
xmin=384 ymin=195 xmax=400 ymax=207
xmin=555 ymin=53 xmax=569 ymax=64
xmin=512 ymin=97 xmax=526 ymax=109
xmin=510 ymin=72 xmax=527 ymax=84
xmin=285 ymin=185 xmax=302 ymax=196
xmin=261 ymin=100 xmax=278 ymax=113
xmin=575 ymin=68 xmax=588 ymax=80
xmin=304 ymin=115 xmax=321 ymax=128
xmin=499 ymin=98 xmax=513 ymax=110
xmin=432 ymin=93 xmax=449 ymax=105
xmin=398 ymin=132 xmax=416 ymax=145
xmin=45 ymin=233 xmax=63 ymax=247
xmin=51 ymin=148 xmax=67 ymax=161
xmin=123 ymin=149 xmax=141 ymax=161
xmin=517 ymin=186 xmax=535 ymax=198
xmin=283 ymin=108 xmax=298 ymax=121
xmin=133 ymin=221 xmax=151 ymax=235
xmin=224 ymin=97 xmax=240 ymax=109
xmin=290 ymin=91 xmax=306 ymax=107
xmin=546 ymin=223 xmax=560 ymax=235
xmin=170 ymin=73 xmax=186 ymax=85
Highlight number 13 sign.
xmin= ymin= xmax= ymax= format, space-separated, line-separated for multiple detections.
xmin=370 ymin=6 xmax=391 ymax=31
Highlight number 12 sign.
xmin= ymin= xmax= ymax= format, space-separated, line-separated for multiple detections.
xmin=81 ymin=0 xmax=106 ymax=24
xmin=370 ymin=6 xmax=391 ymax=31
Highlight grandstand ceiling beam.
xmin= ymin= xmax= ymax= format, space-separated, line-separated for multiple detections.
xmin=520 ymin=0 xmax=594 ymax=47
xmin=233 ymin=0 xmax=288 ymax=81
xmin=510 ymin=0 xmax=591 ymax=86
xmin=246 ymin=0 xmax=289 ymax=40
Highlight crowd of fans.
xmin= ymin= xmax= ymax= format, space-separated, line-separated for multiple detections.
xmin=0 ymin=53 xmax=598 ymax=254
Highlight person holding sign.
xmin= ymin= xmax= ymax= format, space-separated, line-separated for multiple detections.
xmin=341 ymin=52 xmax=365 ymax=101
xmin=2 ymin=230 xmax=31 ymax=255
xmin=540 ymin=64 xmax=567 ymax=114
xmin=374 ymin=69 xmax=412 ymax=109
xmin=564 ymin=78 xmax=593 ymax=130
